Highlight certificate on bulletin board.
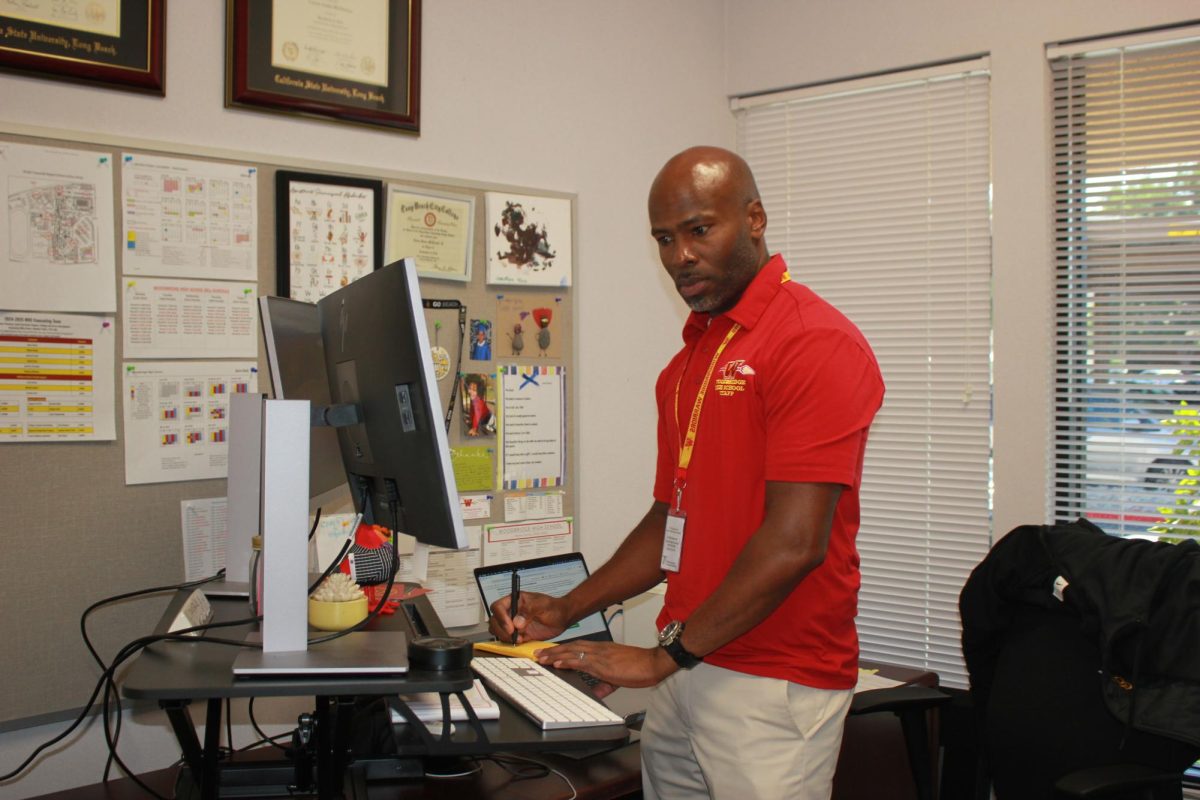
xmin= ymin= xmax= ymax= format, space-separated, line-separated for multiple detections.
xmin=386 ymin=185 xmax=474 ymax=281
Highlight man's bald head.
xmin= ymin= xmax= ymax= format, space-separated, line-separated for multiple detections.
xmin=649 ymin=146 xmax=762 ymax=213
xmin=648 ymin=146 xmax=769 ymax=315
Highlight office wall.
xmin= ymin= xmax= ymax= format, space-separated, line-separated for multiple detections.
xmin=0 ymin=2 xmax=731 ymax=795
xmin=724 ymin=0 xmax=1200 ymax=539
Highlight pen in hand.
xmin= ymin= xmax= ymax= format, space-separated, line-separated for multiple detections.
xmin=510 ymin=570 xmax=521 ymax=645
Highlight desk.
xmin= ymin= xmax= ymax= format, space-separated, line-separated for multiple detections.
xmin=121 ymin=593 xmax=631 ymax=799
xmin=119 ymin=593 xmax=936 ymax=800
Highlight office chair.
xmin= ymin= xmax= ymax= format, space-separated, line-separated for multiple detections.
xmin=848 ymin=684 xmax=950 ymax=800
xmin=960 ymin=521 xmax=1200 ymax=800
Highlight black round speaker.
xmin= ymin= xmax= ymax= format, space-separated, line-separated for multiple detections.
xmin=408 ymin=636 xmax=473 ymax=670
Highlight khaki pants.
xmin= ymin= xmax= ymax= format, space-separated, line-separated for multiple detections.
xmin=641 ymin=662 xmax=853 ymax=800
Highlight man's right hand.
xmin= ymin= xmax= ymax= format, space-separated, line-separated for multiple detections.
xmin=488 ymin=590 xmax=572 ymax=643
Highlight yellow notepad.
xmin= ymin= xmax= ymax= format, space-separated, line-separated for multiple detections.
xmin=472 ymin=640 xmax=555 ymax=660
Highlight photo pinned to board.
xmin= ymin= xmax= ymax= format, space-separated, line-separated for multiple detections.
xmin=485 ymin=192 xmax=572 ymax=287
xmin=469 ymin=319 xmax=493 ymax=361
xmin=461 ymin=372 xmax=497 ymax=438
xmin=495 ymin=293 xmax=564 ymax=359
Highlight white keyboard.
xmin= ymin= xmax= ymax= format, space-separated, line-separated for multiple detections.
xmin=470 ymin=657 xmax=625 ymax=730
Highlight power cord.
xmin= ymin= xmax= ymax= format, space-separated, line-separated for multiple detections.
xmin=486 ymin=753 xmax=579 ymax=799
xmin=0 ymin=572 xmax=260 ymax=793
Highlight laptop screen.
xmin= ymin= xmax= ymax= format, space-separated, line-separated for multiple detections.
xmin=475 ymin=553 xmax=611 ymax=643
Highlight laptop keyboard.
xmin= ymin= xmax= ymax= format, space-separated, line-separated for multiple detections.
xmin=471 ymin=657 xmax=624 ymax=730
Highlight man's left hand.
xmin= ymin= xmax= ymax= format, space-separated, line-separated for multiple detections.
xmin=535 ymin=642 xmax=676 ymax=697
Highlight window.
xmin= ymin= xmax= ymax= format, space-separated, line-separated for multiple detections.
xmin=1049 ymin=31 xmax=1200 ymax=542
xmin=733 ymin=59 xmax=992 ymax=687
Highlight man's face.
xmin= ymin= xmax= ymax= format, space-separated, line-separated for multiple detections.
xmin=649 ymin=168 xmax=763 ymax=315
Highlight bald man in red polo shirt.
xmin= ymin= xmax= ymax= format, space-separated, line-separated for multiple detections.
xmin=490 ymin=146 xmax=884 ymax=800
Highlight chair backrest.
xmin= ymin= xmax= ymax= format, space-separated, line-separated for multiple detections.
xmin=960 ymin=522 xmax=1200 ymax=800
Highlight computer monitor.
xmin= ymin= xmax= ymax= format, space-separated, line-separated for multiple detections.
xmin=259 ymin=296 xmax=349 ymax=511
xmin=317 ymin=258 xmax=467 ymax=550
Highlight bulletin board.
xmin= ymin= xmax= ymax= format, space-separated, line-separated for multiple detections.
xmin=0 ymin=124 xmax=579 ymax=726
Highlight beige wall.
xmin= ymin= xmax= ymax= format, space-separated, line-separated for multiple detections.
xmin=0 ymin=2 xmax=730 ymax=795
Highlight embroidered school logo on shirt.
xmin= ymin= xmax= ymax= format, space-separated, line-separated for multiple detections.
xmin=714 ymin=360 xmax=755 ymax=396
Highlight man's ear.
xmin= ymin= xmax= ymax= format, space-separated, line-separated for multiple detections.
xmin=747 ymin=199 xmax=767 ymax=241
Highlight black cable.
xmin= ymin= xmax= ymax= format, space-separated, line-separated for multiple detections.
xmin=307 ymin=485 xmax=400 ymax=645
xmin=308 ymin=506 xmax=322 ymax=540
xmin=97 ymin=625 xmax=261 ymax=798
xmin=76 ymin=570 xmax=226 ymax=788
xmin=246 ymin=697 xmax=289 ymax=752
xmin=1 ymin=618 xmax=255 ymax=786
xmin=308 ymin=528 xmax=355 ymax=595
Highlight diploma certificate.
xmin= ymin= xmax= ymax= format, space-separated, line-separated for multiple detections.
xmin=2 ymin=0 xmax=121 ymax=38
xmin=270 ymin=0 xmax=390 ymax=88
xmin=386 ymin=187 xmax=474 ymax=282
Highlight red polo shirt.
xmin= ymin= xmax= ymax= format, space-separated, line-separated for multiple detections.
xmin=653 ymin=254 xmax=884 ymax=689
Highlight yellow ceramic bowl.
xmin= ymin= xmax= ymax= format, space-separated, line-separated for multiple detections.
xmin=308 ymin=596 xmax=369 ymax=631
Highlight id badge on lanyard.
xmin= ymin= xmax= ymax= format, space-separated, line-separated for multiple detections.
xmin=661 ymin=323 xmax=740 ymax=573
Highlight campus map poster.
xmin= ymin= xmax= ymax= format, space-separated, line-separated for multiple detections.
xmin=0 ymin=140 xmax=116 ymax=312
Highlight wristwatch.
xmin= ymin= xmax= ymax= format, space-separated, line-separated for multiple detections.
xmin=658 ymin=620 xmax=703 ymax=669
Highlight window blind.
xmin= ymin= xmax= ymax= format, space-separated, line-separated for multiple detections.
xmin=1049 ymin=33 xmax=1200 ymax=542
xmin=733 ymin=60 xmax=992 ymax=688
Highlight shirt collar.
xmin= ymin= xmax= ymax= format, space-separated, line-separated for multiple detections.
xmin=682 ymin=253 xmax=789 ymax=339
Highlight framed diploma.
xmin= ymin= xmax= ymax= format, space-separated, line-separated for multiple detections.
xmin=276 ymin=171 xmax=384 ymax=303
xmin=226 ymin=0 xmax=421 ymax=133
xmin=386 ymin=185 xmax=475 ymax=283
xmin=0 ymin=1 xmax=165 ymax=94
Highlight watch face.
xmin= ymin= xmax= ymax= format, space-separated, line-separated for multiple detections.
xmin=658 ymin=620 xmax=682 ymax=646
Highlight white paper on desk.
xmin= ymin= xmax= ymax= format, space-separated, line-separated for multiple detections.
xmin=483 ymin=518 xmax=573 ymax=565
xmin=0 ymin=141 xmax=116 ymax=312
xmin=122 ymin=277 xmax=257 ymax=359
xmin=121 ymin=153 xmax=257 ymax=281
xmin=391 ymin=679 xmax=500 ymax=724
xmin=122 ymin=360 xmax=258 ymax=485
xmin=855 ymin=670 xmax=906 ymax=692
xmin=503 ymin=490 xmax=564 ymax=522
xmin=403 ymin=526 xmax=483 ymax=628
xmin=181 ymin=497 xmax=229 ymax=581
xmin=0 ymin=311 xmax=116 ymax=442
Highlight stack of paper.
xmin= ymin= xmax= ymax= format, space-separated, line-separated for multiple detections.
xmin=390 ymin=679 xmax=500 ymax=723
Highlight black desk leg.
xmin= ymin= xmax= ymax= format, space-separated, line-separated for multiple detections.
xmin=314 ymin=695 xmax=358 ymax=799
xmin=162 ymin=698 xmax=222 ymax=800
xmin=898 ymin=708 xmax=936 ymax=800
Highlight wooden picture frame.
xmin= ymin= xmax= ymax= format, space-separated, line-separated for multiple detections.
xmin=0 ymin=1 xmax=165 ymax=94
xmin=276 ymin=171 xmax=384 ymax=303
xmin=226 ymin=0 xmax=421 ymax=133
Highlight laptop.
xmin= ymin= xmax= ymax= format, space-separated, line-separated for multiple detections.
xmin=473 ymin=553 xmax=614 ymax=689
xmin=474 ymin=552 xmax=614 ymax=645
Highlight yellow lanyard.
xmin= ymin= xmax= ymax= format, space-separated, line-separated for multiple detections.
xmin=671 ymin=322 xmax=741 ymax=510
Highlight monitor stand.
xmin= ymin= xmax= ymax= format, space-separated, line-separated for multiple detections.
xmin=231 ymin=399 xmax=409 ymax=678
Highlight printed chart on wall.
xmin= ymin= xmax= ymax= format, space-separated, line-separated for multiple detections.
xmin=0 ymin=311 xmax=116 ymax=442
xmin=122 ymin=278 xmax=257 ymax=359
xmin=498 ymin=365 xmax=566 ymax=490
xmin=122 ymin=361 xmax=257 ymax=485
xmin=0 ymin=140 xmax=116 ymax=312
xmin=121 ymin=153 xmax=258 ymax=281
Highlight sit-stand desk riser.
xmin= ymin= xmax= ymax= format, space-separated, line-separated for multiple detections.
xmin=122 ymin=592 xmax=631 ymax=799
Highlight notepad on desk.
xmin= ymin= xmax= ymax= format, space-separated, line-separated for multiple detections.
xmin=390 ymin=678 xmax=500 ymax=723
xmin=472 ymin=639 xmax=556 ymax=660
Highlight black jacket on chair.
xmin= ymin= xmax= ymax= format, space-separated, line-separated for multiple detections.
xmin=960 ymin=519 xmax=1200 ymax=799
